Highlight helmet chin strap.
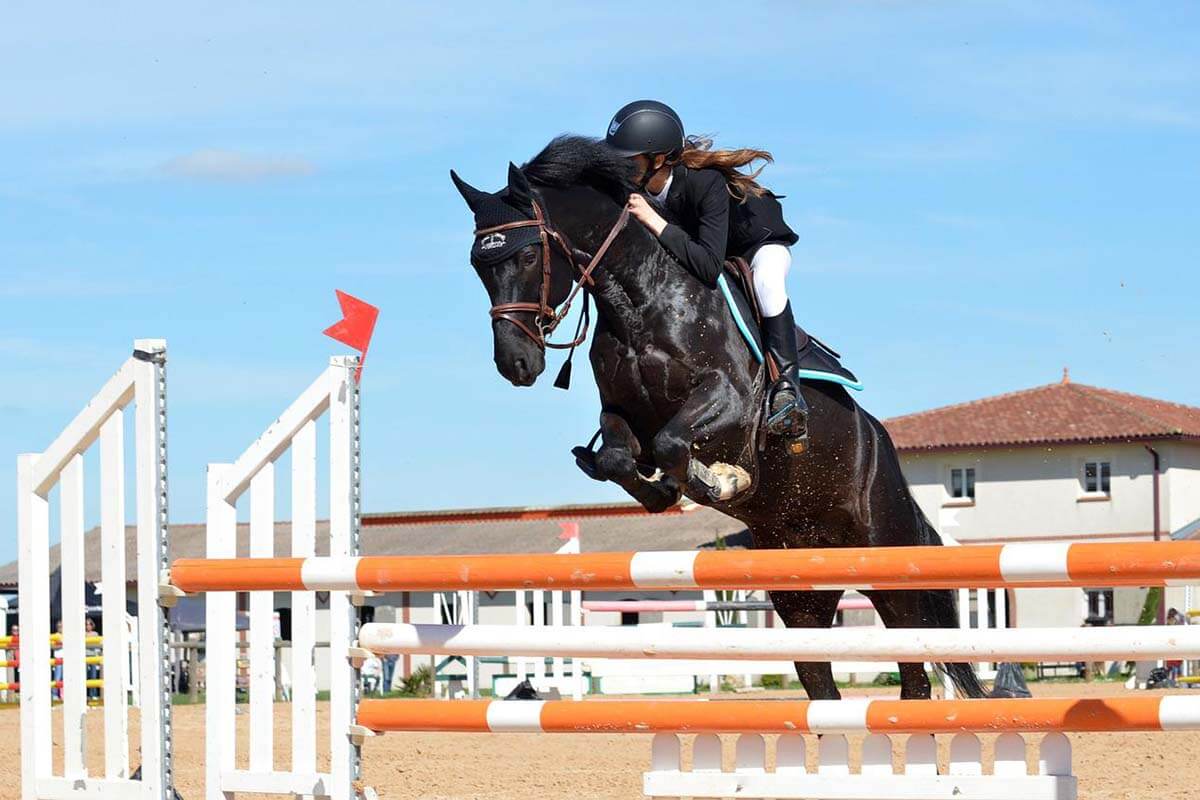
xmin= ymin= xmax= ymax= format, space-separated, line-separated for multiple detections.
xmin=637 ymin=156 xmax=668 ymax=192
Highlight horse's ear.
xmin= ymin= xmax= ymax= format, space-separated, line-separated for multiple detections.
xmin=450 ymin=169 xmax=487 ymax=212
xmin=507 ymin=162 xmax=533 ymax=211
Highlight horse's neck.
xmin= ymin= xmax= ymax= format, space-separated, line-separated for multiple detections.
xmin=544 ymin=185 xmax=720 ymax=350
xmin=537 ymin=188 xmax=639 ymax=343
xmin=589 ymin=260 xmax=649 ymax=345
xmin=589 ymin=245 xmax=690 ymax=347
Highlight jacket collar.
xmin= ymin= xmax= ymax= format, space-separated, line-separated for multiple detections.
xmin=662 ymin=163 xmax=687 ymax=207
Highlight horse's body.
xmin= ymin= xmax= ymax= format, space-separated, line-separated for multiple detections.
xmin=454 ymin=137 xmax=985 ymax=700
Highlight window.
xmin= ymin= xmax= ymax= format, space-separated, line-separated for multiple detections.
xmin=1082 ymin=461 xmax=1111 ymax=495
xmin=965 ymin=588 xmax=1007 ymax=628
xmin=1085 ymin=589 xmax=1114 ymax=625
xmin=949 ymin=467 xmax=976 ymax=501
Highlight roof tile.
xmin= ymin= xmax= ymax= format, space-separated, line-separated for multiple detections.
xmin=884 ymin=382 xmax=1200 ymax=451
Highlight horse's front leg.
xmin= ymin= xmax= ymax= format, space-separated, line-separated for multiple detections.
xmin=652 ymin=369 xmax=752 ymax=503
xmin=583 ymin=410 xmax=681 ymax=513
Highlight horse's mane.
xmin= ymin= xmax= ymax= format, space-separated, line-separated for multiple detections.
xmin=521 ymin=135 xmax=637 ymax=203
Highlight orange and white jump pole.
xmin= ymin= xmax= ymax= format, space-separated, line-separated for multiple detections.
xmin=356 ymin=695 xmax=1200 ymax=735
xmin=171 ymin=540 xmax=1200 ymax=593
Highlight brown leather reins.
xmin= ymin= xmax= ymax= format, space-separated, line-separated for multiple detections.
xmin=474 ymin=199 xmax=630 ymax=351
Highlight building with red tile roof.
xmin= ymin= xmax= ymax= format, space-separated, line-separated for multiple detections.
xmin=885 ymin=373 xmax=1200 ymax=453
xmin=882 ymin=374 xmax=1200 ymax=629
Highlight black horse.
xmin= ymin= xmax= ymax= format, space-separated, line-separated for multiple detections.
xmin=452 ymin=136 xmax=985 ymax=700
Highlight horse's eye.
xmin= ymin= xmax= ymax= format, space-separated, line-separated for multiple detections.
xmin=519 ymin=248 xmax=538 ymax=267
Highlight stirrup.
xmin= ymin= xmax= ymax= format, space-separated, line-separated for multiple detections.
xmin=765 ymin=378 xmax=809 ymax=442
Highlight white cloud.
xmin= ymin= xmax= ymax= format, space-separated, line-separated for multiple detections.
xmin=159 ymin=149 xmax=315 ymax=183
xmin=0 ymin=273 xmax=145 ymax=298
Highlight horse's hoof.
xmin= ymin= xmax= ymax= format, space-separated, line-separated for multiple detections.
xmin=708 ymin=463 xmax=752 ymax=501
xmin=571 ymin=446 xmax=602 ymax=481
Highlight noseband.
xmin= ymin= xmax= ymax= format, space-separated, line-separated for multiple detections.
xmin=474 ymin=199 xmax=630 ymax=350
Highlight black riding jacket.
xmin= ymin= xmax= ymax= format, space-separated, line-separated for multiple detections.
xmin=656 ymin=164 xmax=799 ymax=288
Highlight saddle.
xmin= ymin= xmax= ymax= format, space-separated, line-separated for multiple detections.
xmin=719 ymin=257 xmax=863 ymax=391
xmin=719 ymin=258 xmax=769 ymax=372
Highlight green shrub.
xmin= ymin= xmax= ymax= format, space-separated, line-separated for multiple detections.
xmin=398 ymin=665 xmax=433 ymax=697
xmin=761 ymin=674 xmax=787 ymax=690
xmin=1137 ymin=588 xmax=1162 ymax=626
xmin=872 ymin=671 xmax=902 ymax=687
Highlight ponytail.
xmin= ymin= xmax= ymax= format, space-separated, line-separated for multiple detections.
xmin=674 ymin=135 xmax=772 ymax=201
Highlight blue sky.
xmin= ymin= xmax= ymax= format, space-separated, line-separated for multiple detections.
xmin=2 ymin=2 xmax=1198 ymax=563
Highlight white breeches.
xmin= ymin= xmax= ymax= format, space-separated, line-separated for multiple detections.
xmin=750 ymin=243 xmax=792 ymax=318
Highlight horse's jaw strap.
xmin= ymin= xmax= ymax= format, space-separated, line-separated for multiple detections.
xmin=475 ymin=201 xmax=630 ymax=354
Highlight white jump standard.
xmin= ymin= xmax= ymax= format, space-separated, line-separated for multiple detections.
xmin=20 ymin=339 xmax=1200 ymax=800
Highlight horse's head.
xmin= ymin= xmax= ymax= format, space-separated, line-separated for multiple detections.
xmin=451 ymin=163 xmax=577 ymax=387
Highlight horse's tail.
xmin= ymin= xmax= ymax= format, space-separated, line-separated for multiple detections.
xmin=921 ymin=588 xmax=990 ymax=699
xmin=914 ymin=507 xmax=990 ymax=699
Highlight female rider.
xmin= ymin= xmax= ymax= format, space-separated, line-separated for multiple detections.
xmin=604 ymin=99 xmax=856 ymax=442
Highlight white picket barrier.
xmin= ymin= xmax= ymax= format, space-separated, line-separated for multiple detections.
xmin=645 ymin=731 xmax=1076 ymax=800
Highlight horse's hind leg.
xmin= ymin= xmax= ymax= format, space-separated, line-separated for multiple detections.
xmin=768 ymin=588 xmax=844 ymax=700
xmin=865 ymin=590 xmax=933 ymax=699
xmin=588 ymin=411 xmax=681 ymax=513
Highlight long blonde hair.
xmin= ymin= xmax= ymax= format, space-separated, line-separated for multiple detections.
xmin=674 ymin=135 xmax=773 ymax=201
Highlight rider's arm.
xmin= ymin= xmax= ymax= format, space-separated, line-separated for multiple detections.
xmin=658 ymin=170 xmax=728 ymax=287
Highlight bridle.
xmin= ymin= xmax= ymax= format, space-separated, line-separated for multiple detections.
xmin=474 ymin=199 xmax=630 ymax=350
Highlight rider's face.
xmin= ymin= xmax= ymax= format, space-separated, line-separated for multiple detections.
xmin=631 ymin=154 xmax=652 ymax=183
xmin=631 ymin=154 xmax=667 ymax=188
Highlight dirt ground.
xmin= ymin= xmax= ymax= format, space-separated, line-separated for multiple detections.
xmin=2 ymin=682 xmax=1199 ymax=800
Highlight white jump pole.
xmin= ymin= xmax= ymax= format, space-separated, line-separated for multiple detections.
xmin=359 ymin=622 xmax=1200 ymax=663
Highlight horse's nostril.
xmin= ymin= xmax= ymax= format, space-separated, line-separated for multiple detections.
xmin=515 ymin=358 xmax=527 ymax=376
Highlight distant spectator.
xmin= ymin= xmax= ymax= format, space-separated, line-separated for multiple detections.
xmin=53 ymin=621 xmax=64 ymax=700
xmin=380 ymin=654 xmax=398 ymax=695
xmin=8 ymin=624 xmax=18 ymax=685
xmin=85 ymin=617 xmax=101 ymax=700
xmin=360 ymin=655 xmax=383 ymax=695
xmin=1165 ymin=608 xmax=1186 ymax=683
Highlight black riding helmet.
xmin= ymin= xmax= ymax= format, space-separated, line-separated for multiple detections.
xmin=605 ymin=100 xmax=685 ymax=158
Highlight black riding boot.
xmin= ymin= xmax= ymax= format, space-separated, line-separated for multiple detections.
xmin=761 ymin=303 xmax=810 ymax=443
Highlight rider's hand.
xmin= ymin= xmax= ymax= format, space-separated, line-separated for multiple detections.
xmin=627 ymin=194 xmax=668 ymax=237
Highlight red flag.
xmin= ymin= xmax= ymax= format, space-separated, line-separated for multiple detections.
xmin=323 ymin=290 xmax=379 ymax=382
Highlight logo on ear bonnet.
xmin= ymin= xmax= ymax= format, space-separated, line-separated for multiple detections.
xmin=480 ymin=232 xmax=507 ymax=251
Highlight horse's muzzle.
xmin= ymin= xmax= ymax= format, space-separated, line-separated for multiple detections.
xmin=494 ymin=325 xmax=545 ymax=387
